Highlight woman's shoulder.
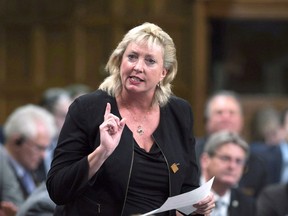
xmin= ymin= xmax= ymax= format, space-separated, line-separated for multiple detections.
xmin=67 ymin=90 xmax=115 ymax=126
xmin=163 ymin=96 xmax=194 ymax=126
xmin=72 ymin=90 xmax=114 ymax=111
xmin=77 ymin=89 xmax=110 ymax=101
xmin=167 ymin=95 xmax=192 ymax=111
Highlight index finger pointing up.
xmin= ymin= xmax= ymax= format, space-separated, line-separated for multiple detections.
xmin=104 ymin=102 xmax=111 ymax=119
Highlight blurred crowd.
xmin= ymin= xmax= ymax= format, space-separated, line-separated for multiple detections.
xmin=0 ymin=88 xmax=287 ymax=216
xmin=196 ymin=90 xmax=288 ymax=216
xmin=0 ymin=83 xmax=91 ymax=216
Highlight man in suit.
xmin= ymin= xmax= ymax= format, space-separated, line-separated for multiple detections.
xmin=196 ymin=90 xmax=267 ymax=198
xmin=0 ymin=145 xmax=20 ymax=216
xmin=259 ymin=108 xmax=288 ymax=185
xmin=200 ymin=130 xmax=256 ymax=216
xmin=256 ymin=182 xmax=288 ymax=216
xmin=2 ymin=104 xmax=56 ymax=205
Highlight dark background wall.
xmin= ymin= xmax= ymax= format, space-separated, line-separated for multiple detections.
xmin=1 ymin=0 xmax=288 ymax=139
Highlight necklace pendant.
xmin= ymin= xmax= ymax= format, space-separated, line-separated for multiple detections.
xmin=137 ymin=126 xmax=144 ymax=135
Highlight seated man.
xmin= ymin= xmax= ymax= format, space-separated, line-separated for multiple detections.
xmin=0 ymin=145 xmax=19 ymax=216
xmin=200 ymin=130 xmax=256 ymax=216
xmin=1 ymin=104 xmax=56 ymax=205
xmin=196 ymin=90 xmax=267 ymax=198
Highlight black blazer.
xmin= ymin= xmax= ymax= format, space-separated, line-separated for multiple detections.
xmin=228 ymin=188 xmax=256 ymax=216
xmin=47 ymin=90 xmax=201 ymax=216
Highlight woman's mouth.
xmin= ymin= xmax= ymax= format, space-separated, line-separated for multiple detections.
xmin=129 ymin=76 xmax=143 ymax=83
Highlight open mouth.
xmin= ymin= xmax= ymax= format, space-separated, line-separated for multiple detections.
xmin=129 ymin=76 xmax=144 ymax=82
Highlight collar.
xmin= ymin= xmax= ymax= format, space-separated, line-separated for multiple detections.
xmin=200 ymin=175 xmax=231 ymax=205
xmin=213 ymin=189 xmax=231 ymax=206
xmin=280 ymin=141 xmax=288 ymax=162
xmin=4 ymin=148 xmax=27 ymax=178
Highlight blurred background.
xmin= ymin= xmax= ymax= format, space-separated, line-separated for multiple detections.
xmin=0 ymin=0 xmax=287 ymax=140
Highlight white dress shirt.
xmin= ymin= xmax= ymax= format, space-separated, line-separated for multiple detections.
xmin=211 ymin=190 xmax=231 ymax=216
xmin=280 ymin=142 xmax=288 ymax=183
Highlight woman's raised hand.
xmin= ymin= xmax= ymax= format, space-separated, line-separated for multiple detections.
xmin=99 ymin=103 xmax=126 ymax=155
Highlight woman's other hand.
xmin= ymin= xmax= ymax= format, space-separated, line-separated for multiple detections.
xmin=192 ymin=192 xmax=215 ymax=216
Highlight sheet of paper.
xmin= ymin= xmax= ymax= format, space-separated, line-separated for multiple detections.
xmin=140 ymin=177 xmax=214 ymax=216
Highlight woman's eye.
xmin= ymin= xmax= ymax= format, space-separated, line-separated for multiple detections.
xmin=146 ymin=58 xmax=156 ymax=65
xmin=128 ymin=54 xmax=137 ymax=61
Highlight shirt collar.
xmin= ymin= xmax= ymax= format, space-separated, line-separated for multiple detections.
xmin=201 ymin=175 xmax=231 ymax=205
xmin=214 ymin=189 xmax=231 ymax=206
xmin=4 ymin=148 xmax=27 ymax=178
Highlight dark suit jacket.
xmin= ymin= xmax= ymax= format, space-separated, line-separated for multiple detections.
xmin=0 ymin=146 xmax=25 ymax=206
xmin=260 ymin=145 xmax=283 ymax=185
xmin=256 ymin=183 xmax=288 ymax=216
xmin=228 ymin=188 xmax=256 ymax=216
xmin=0 ymin=126 xmax=4 ymax=144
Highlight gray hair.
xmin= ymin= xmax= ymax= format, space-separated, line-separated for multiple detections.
xmin=39 ymin=87 xmax=71 ymax=113
xmin=204 ymin=130 xmax=249 ymax=158
xmin=3 ymin=104 xmax=57 ymax=141
xmin=99 ymin=22 xmax=178 ymax=107
xmin=204 ymin=90 xmax=243 ymax=121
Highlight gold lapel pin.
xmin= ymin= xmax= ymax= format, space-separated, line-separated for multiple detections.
xmin=170 ymin=163 xmax=180 ymax=173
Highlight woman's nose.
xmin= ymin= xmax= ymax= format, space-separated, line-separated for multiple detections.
xmin=134 ymin=59 xmax=144 ymax=73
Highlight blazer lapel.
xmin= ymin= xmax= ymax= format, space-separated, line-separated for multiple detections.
xmin=228 ymin=189 xmax=240 ymax=216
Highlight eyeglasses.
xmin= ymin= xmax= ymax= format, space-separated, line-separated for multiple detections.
xmin=26 ymin=139 xmax=48 ymax=153
xmin=212 ymin=154 xmax=246 ymax=166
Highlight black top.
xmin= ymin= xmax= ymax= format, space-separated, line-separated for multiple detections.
xmin=123 ymin=141 xmax=169 ymax=215
xmin=47 ymin=90 xmax=201 ymax=216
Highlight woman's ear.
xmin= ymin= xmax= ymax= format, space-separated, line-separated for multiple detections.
xmin=161 ymin=68 xmax=167 ymax=78
xmin=159 ymin=68 xmax=167 ymax=83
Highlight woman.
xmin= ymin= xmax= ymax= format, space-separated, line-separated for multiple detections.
xmin=47 ymin=22 xmax=214 ymax=216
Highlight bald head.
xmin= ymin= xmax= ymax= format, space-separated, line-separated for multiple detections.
xmin=205 ymin=91 xmax=243 ymax=135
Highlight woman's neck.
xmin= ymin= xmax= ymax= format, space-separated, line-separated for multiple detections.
xmin=117 ymin=92 xmax=155 ymax=112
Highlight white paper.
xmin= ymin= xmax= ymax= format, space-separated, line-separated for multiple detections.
xmin=140 ymin=177 xmax=214 ymax=216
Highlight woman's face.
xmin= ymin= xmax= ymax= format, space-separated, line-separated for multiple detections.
xmin=120 ymin=41 xmax=167 ymax=96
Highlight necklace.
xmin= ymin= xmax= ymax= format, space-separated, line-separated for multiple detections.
xmin=125 ymin=106 xmax=151 ymax=136
xmin=136 ymin=125 xmax=144 ymax=135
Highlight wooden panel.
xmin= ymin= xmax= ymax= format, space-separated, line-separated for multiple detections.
xmin=45 ymin=25 xmax=73 ymax=85
xmin=0 ymin=0 xmax=197 ymax=126
xmin=191 ymin=0 xmax=288 ymax=138
xmin=1 ymin=0 xmax=287 ymax=140
xmin=189 ymin=1 xmax=209 ymax=136
xmin=0 ymin=27 xmax=6 ymax=82
xmin=85 ymin=26 xmax=112 ymax=89
xmin=6 ymin=25 xmax=31 ymax=84
xmin=206 ymin=2 xmax=288 ymax=19
xmin=31 ymin=25 xmax=46 ymax=86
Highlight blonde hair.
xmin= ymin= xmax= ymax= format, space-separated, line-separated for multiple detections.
xmin=99 ymin=22 xmax=178 ymax=106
